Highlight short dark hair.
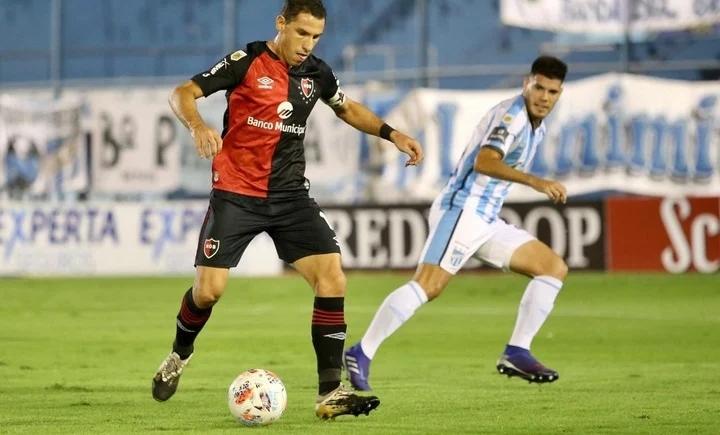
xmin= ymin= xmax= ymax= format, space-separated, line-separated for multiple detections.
xmin=531 ymin=56 xmax=568 ymax=82
xmin=281 ymin=0 xmax=326 ymax=22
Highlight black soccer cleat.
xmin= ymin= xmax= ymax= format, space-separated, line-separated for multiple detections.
xmin=152 ymin=352 xmax=192 ymax=401
xmin=496 ymin=349 xmax=559 ymax=384
xmin=315 ymin=384 xmax=380 ymax=419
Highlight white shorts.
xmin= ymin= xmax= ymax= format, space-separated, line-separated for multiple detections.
xmin=419 ymin=203 xmax=535 ymax=274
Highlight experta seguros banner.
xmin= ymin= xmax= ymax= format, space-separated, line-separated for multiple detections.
xmin=0 ymin=202 xmax=282 ymax=276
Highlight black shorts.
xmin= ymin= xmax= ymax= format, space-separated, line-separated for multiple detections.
xmin=195 ymin=189 xmax=340 ymax=267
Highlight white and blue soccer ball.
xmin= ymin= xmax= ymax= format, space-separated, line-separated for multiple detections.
xmin=228 ymin=369 xmax=287 ymax=426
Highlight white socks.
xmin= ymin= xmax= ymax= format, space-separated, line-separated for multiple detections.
xmin=360 ymin=281 xmax=428 ymax=359
xmin=508 ymin=275 xmax=563 ymax=350
xmin=359 ymin=276 xmax=561 ymax=358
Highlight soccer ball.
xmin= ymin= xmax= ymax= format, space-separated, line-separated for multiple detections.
xmin=228 ymin=369 xmax=287 ymax=426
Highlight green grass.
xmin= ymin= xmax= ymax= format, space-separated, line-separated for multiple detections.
xmin=1 ymin=272 xmax=719 ymax=434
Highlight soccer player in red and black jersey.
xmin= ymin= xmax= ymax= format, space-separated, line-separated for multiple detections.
xmin=151 ymin=0 xmax=423 ymax=419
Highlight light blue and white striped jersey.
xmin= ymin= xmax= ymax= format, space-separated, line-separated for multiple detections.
xmin=438 ymin=94 xmax=546 ymax=222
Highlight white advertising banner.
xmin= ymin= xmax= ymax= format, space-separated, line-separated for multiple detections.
xmin=501 ymin=0 xmax=720 ymax=33
xmin=0 ymin=201 xmax=282 ymax=276
xmin=377 ymin=73 xmax=720 ymax=202
xmin=61 ymin=84 xmax=364 ymax=200
xmin=80 ymin=87 xmax=182 ymax=195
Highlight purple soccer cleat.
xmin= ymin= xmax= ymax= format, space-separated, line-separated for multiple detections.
xmin=343 ymin=343 xmax=372 ymax=391
xmin=496 ymin=345 xmax=559 ymax=384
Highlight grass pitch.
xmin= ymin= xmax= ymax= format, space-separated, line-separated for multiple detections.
xmin=1 ymin=272 xmax=718 ymax=434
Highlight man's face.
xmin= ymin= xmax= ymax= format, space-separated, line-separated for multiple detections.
xmin=522 ymin=73 xmax=563 ymax=121
xmin=275 ymin=12 xmax=325 ymax=66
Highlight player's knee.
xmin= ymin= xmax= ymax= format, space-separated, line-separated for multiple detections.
xmin=315 ymin=269 xmax=347 ymax=297
xmin=194 ymin=277 xmax=227 ymax=306
xmin=544 ymin=255 xmax=568 ymax=281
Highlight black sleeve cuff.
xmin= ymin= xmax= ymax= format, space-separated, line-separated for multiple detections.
xmin=481 ymin=144 xmax=505 ymax=158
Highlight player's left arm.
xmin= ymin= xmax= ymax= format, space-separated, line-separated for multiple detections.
xmin=332 ymin=98 xmax=423 ymax=166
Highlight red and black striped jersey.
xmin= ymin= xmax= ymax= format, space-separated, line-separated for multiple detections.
xmin=191 ymin=41 xmax=346 ymax=199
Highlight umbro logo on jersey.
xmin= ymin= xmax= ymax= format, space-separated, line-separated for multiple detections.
xmin=257 ymin=76 xmax=274 ymax=89
xmin=323 ymin=332 xmax=346 ymax=340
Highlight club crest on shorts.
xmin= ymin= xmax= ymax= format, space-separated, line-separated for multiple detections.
xmin=450 ymin=247 xmax=465 ymax=267
xmin=203 ymin=238 xmax=220 ymax=259
xmin=301 ymin=78 xmax=314 ymax=99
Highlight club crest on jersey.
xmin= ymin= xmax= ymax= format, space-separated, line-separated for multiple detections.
xmin=301 ymin=78 xmax=314 ymax=98
xmin=203 ymin=238 xmax=220 ymax=259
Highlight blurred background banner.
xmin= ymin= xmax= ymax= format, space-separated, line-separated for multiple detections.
xmin=374 ymin=73 xmax=720 ymax=202
xmin=85 ymin=87 xmax=181 ymax=195
xmin=4 ymin=75 xmax=717 ymax=203
xmin=0 ymin=94 xmax=89 ymax=200
xmin=501 ymin=0 xmax=720 ymax=34
xmin=0 ymin=201 xmax=282 ymax=276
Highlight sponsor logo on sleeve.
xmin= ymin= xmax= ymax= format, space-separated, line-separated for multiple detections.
xmin=230 ymin=50 xmax=247 ymax=61
xmin=209 ymin=58 xmax=229 ymax=75
xmin=488 ymin=126 xmax=509 ymax=142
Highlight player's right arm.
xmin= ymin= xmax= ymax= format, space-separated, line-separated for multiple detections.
xmin=474 ymin=148 xmax=566 ymax=204
xmin=169 ymin=80 xmax=223 ymax=159
xmin=170 ymin=48 xmax=251 ymax=159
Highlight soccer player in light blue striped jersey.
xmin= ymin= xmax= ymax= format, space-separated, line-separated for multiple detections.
xmin=345 ymin=56 xmax=569 ymax=388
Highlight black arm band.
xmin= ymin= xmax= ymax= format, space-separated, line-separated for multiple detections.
xmin=379 ymin=123 xmax=396 ymax=141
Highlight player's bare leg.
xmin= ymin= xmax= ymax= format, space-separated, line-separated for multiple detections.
xmin=152 ymin=266 xmax=229 ymax=401
xmin=293 ymin=253 xmax=380 ymax=418
xmin=497 ymin=240 xmax=567 ymax=383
